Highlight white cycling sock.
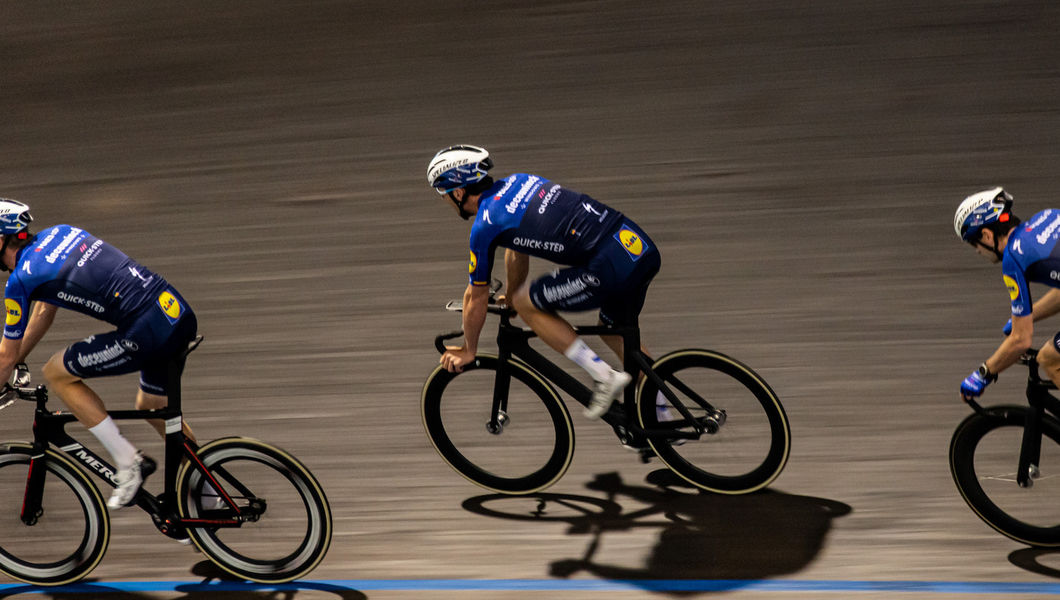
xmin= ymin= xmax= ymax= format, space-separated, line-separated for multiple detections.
xmin=564 ymin=338 xmax=613 ymax=382
xmin=88 ymin=417 xmax=138 ymax=469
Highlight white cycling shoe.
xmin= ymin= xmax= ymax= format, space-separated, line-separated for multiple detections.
xmin=584 ymin=370 xmax=632 ymax=420
xmin=108 ymin=453 xmax=149 ymax=510
xmin=655 ymin=392 xmax=687 ymax=446
xmin=199 ymin=482 xmax=226 ymax=511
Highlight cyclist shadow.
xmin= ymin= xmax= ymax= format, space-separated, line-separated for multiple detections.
xmin=0 ymin=562 xmax=365 ymax=600
xmin=462 ymin=470 xmax=851 ymax=593
xmin=1009 ymin=547 xmax=1060 ymax=578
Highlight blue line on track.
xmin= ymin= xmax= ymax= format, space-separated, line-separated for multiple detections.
xmin=1 ymin=579 xmax=1060 ymax=595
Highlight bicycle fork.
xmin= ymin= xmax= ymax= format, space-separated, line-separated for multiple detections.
xmin=487 ymin=355 xmax=512 ymax=434
xmin=20 ymin=443 xmax=47 ymax=526
xmin=1017 ymin=396 xmax=1046 ymax=488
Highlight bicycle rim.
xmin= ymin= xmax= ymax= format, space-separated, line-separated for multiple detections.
xmin=178 ymin=438 xmax=332 ymax=583
xmin=950 ymin=406 xmax=1060 ymax=546
xmin=422 ymin=355 xmax=575 ymax=494
xmin=638 ymin=350 xmax=790 ymax=494
xmin=0 ymin=444 xmax=109 ymax=586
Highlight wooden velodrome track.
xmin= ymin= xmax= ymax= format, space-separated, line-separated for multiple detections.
xmin=1 ymin=2 xmax=1060 ymax=598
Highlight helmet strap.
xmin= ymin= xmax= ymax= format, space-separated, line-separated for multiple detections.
xmin=0 ymin=231 xmax=31 ymax=273
xmin=990 ymin=235 xmax=1004 ymax=261
xmin=0 ymin=235 xmax=11 ymax=273
xmin=448 ymin=190 xmax=475 ymax=221
xmin=972 ymin=229 xmax=1005 ymax=261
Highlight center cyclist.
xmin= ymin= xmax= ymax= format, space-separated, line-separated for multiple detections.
xmin=428 ymin=145 xmax=661 ymax=419
xmin=0 ymin=199 xmax=198 ymax=510
xmin=955 ymin=187 xmax=1060 ymax=399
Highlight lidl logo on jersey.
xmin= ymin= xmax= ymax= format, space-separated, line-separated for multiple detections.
xmin=469 ymin=251 xmax=477 ymax=274
xmin=1003 ymin=275 xmax=1020 ymax=301
xmin=157 ymin=291 xmax=182 ymax=324
xmin=4 ymin=299 xmax=21 ymax=326
xmin=615 ymin=226 xmax=647 ymax=261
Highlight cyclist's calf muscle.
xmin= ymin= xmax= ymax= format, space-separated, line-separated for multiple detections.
xmin=1037 ymin=337 xmax=1060 ymax=385
xmin=137 ymin=389 xmax=198 ymax=443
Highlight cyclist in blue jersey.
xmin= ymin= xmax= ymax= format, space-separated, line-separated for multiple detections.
xmin=0 ymin=199 xmax=198 ymax=510
xmin=427 ymin=145 xmax=661 ymax=419
xmin=955 ymin=187 xmax=1060 ymax=399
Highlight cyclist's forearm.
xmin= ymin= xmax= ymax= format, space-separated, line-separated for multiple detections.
xmin=986 ymin=319 xmax=1032 ymax=375
xmin=462 ymin=284 xmax=489 ymax=354
xmin=18 ymin=302 xmax=56 ymax=363
xmin=0 ymin=336 xmax=22 ymax=383
xmin=505 ymin=249 xmax=529 ymax=294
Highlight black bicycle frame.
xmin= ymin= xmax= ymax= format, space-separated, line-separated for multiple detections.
xmin=490 ymin=310 xmax=708 ymax=442
xmin=19 ymin=350 xmax=244 ymax=533
xmin=1016 ymin=354 xmax=1060 ymax=488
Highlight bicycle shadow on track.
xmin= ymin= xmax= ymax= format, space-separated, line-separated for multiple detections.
xmin=462 ymin=470 xmax=851 ymax=593
xmin=0 ymin=562 xmax=365 ymax=600
xmin=1009 ymin=547 xmax=1060 ymax=578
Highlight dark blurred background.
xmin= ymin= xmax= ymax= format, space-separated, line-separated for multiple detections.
xmin=1 ymin=1 xmax=1059 ymax=593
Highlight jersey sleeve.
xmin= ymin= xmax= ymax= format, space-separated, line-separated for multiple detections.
xmin=1001 ymin=259 xmax=1033 ymax=317
xmin=468 ymin=226 xmax=496 ymax=287
xmin=3 ymin=275 xmax=28 ymax=340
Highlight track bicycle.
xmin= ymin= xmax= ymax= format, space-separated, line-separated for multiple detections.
xmin=421 ymin=284 xmax=790 ymax=495
xmin=0 ymin=336 xmax=332 ymax=586
xmin=950 ymin=349 xmax=1060 ymax=546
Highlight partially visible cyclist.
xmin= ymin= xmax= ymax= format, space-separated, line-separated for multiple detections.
xmin=0 ymin=199 xmax=198 ymax=509
xmin=955 ymin=187 xmax=1060 ymax=400
xmin=428 ymin=145 xmax=661 ymax=419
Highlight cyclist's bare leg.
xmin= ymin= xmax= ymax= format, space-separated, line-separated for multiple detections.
xmin=510 ymin=286 xmax=577 ymax=352
xmin=137 ymin=389 xmax=197 ymax=443
xmin=42 ymin=354 xmax=108 ymax=427
xmin=43 ymin=352 xmax=141 ymax=475
xmin=1037 ymin=338 xmax=1060 ymax=387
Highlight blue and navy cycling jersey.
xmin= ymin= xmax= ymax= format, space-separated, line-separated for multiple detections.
xmin=1001 ymin=209 xmax=1060 ymax=317
xmin=4 ymin=225 xmax=178 ymax=339
xmin=468 ymin=174 xmax=624 ymax=285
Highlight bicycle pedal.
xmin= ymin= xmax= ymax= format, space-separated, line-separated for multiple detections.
xmin=139 ymin=455 xmax=158 ymax=479
xmin=638 ymin=447 xmax=655 ymax=463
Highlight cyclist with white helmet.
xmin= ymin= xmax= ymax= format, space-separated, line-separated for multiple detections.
xmin=427 ymin=145 xmax=661 ymax=419
xmin=955 ymin=187 xmax=1060 ymax=399
xmin=0 ymin=199 xmax=198 ymax=510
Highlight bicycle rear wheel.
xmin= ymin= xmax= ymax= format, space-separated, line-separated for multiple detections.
xmin=638 ymin=349 xmax=790 ymax=494
xmin=422 ymin=355 xmax=575 ymax=494
xmin=0 ymin=443 xmax=110 ymax=586
xmin=177 ymin=437 xmax=332 ymax=583
xmin=950 ymin=406 xmax=1060 ymax=546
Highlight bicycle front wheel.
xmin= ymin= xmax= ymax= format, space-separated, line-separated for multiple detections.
xmin=950 ymin=406 xmax=1060 ymax=546
xmin=422 ymin=355 xmax=575 ymax=494
xmin=177 ymin=437 xmax=332 ymax=583
xmin=638 ymin=350 xmax=790 ymax=494
xmin=0 ymin=443 xmax=110 ymax=586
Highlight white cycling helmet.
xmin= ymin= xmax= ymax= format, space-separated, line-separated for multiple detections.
xmin=954 ymin=187 xmax=1013 ymax=242
xmin=0 ymin=199 xmax=32 ymax=236
xmin=427 ymin=145 xmax=493 ymax=194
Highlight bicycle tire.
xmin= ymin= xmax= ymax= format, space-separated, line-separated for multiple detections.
xmin=0 ymin=442 xmax=110 ymax=586
xmin=950 ymin=405 xmax=1060 ymax=546
xmin=176 ymin=437 xmax=332 ymax=583
xmin=637 ymin=349 xmax=790 ymax=494
xmin=422 ymin=354 xmax=575 ymax=494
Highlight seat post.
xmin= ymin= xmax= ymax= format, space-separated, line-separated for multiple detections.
xmin=161 ymin=335 xmax=202 ymax=498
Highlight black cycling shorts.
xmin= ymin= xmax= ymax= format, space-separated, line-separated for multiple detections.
xmin=529 ymin=219 xmax=660 ymax=326
xmin=62 ymin=288 xmax=197 ymax=396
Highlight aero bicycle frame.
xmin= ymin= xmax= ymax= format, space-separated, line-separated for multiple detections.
xmin=436 ymin=302 xmax=716 ymax=445
xmin=966 ymin=349 xmax=1060 ymax=488
xmin=15 ymin=337 xmax=249 ymax=535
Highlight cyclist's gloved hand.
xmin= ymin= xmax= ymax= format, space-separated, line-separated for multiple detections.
xmin=960 ymin=370 xmax=992 ymax=400
xmin=1003 ymin=319 xmax=1012 ymax=336
xmin=11 ymin=363 xmax=30 ymax=388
